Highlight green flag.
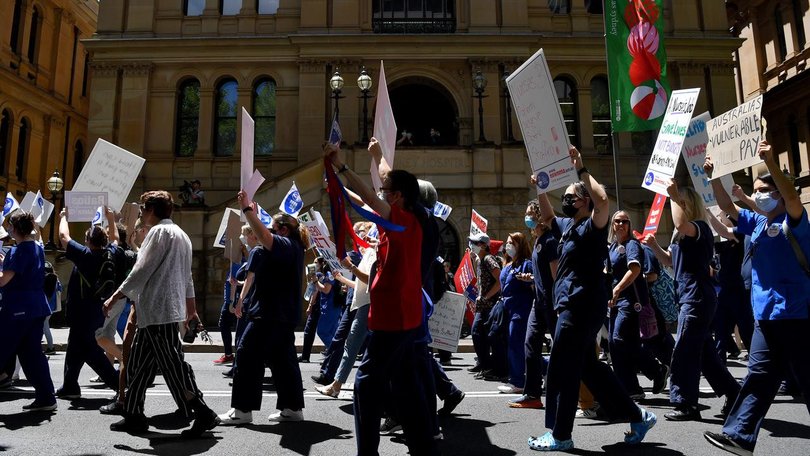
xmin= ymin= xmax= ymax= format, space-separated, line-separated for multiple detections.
xmin=605 ymin=0 xmax=671 ymax=132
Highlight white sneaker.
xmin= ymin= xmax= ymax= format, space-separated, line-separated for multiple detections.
xmin=268 ymin=408 xmax=303 ymax=422
xmin=217 ymin=408 xmax=253 ymax=425
xmin=575 ymin=405 xmax=600 ymax=419
xmin=89 ymin=375 xmax=103 ymax=383
xmin=497 ymin=384 xmax=524 ymax=394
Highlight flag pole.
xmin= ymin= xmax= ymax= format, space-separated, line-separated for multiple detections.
xmin=602 ymin=0 xmax=622 ymax=210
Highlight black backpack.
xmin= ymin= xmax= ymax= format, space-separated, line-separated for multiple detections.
xmin=79 ymin=247 xmax=117 ymax=302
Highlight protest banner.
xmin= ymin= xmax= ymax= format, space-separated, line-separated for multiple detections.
xmin=371 ymin=61 xmax=397 ymax=192
xmin=433 ymin=201 xmax=452 ymax=221
xmin=213 ymin=208 xmax=240 ymax=248
xmin=73 ymin=139 xmax=145 ymax=212
xmin=682 ymin=112 xmax=737 ymax=207
xmin=470 ymin=209 xmax=488 ymax=237
xmin=64 ymin=191 xmax=108 ymax=222
xmin=453 ymin=251 xmax=478 ymax=326
xmin=428 ymin=292 xmax=467 ymax=352
xmin=506 ymin=49 xmax=577 ymax=193
xmin=705 ymin=95 xmax=763 ymax=178
xmin=641 ymin=88 xmax=701 ymax=195
xmin=241 ymin=108 xmax=255 ymax=195
xmin=633 ymin=193 xmax=667 ymax=241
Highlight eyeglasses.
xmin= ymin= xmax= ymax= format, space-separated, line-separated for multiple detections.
xmin=562 ymin=194 xmax=580 ymax=204
xmin=613 ymin=219 xmax=630 ymax=225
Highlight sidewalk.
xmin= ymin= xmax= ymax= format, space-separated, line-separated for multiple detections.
xmin=44 ymin=327 xmax=476 ymax=354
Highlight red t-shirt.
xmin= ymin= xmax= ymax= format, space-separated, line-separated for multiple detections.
xmin=368 ymin=205 xmax=424 ymax=331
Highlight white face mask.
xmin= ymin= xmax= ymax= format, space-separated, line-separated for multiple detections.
xmin=505 ymin=244 xmax=516 ymax=258
xmin=753 ymin=191 xmax=778 ymax=213
xmin=469 ymin=242 xmax=480 ymax=253
xmin=239 ymin=235 xmax=248 ymax=246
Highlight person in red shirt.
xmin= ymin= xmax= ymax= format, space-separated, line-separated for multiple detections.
xmin=325 ymin=139 xmax=439 ymax=456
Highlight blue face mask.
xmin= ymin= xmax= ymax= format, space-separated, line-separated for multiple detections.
xmin=525 ymin=216 xmax=537 ymax=229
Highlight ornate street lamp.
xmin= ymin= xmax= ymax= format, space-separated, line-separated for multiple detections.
xmin=329 ymin=69 xmax=345 ymax=122
xmin=357 ymin=67 xmax=374 ymax=144
xmin=502 ymin=69 xmax=516 ymax=143
xmin=45 ymin=169 xmax=63 ymax=250
xmin=473 ymin=69 xmax=488 ymax=143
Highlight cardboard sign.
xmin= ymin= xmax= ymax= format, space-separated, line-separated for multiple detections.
xmin=64 ymin=191 xmax=109 ymax=222
xmin=470 ymin=209 xmax=488 ymax=237
xmin=120 ymin=202 xmax=140 ymax=239
xmin=73 ymin=139 xmax=145 ymax=212
xmin=682 ymin=112 xmax=737 ymax=207
xmin=705 ymin=95 xmax=763 ymax=178
xmin=641 ymin=88 xmax=701 ymax=195
xmin=506 ymin=49 xmax=577 ymax=193
xmin=224 ymin=213 xmax=244 ymax=262
xmin=243 ymin=169 xmax=265 ymax=202
xmin=371 ymin=61 xmax=397 ymax=192
xmin=241 ymin=108 xmax=255 ymax=195
xmin=213 ymin=208 xmax=241 ymax=248
xmin=428 ymin=291 xmax=467 ymax=352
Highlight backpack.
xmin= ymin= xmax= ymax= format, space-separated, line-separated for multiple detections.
xmin=79 ymin=247 xmax=118 ymax=302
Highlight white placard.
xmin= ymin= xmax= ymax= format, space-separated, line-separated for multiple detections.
xmin=64 ymin=191 xmax=109 ymax=222
xmin=73 ymin=139 xmax=145 ymax=212
xmin=428 ymin=291 xmax=467 ymax=352
xmin=682 ymin=112 xmax=736 ymax=207
xmin=241 ymin=108 xmax=255 ymax=193
xmin=705 ymin=95 xmax=763 ymax=178
xmin=470 ymin=209 xmax=488 ymax=238
xmin=243 ymin=169 xmax=265 ymax=201
xmin=371 ymin=61 xmax=397 ymax=192
xmin=213 ymin=208 xmax=241 ymax=249
xmin=641 ymin=88 xmax=701 ymax=195
xmin=302 ymin=218 xmax=349 ymax=276
xmin=506 ymin=49 xmax=577 ymax=193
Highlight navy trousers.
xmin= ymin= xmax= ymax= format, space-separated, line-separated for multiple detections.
xmin=354 ymin=328 xmax=439 ymax=456
xmin=0 ymin=317 xmax=55 ymax=404
xmin=300 ymin=304 xmax=321 ymax=361
xmin=642 ymin=296 xmax=675 ymax=367
xmin=232 ymin=319 xmax=304 ymax=412
xmin=713 ymin=288 xmax=754 ymax=361
xmin=471 ymin=308 xmax=492 ymax=369
xmin=609 ymin=302 xmax=664 ymax=395
xmin=545 ymin=308 xmax=642 ymax=441
xmin=63 ymin=325 xmax=118 ymax=392
xmin=218 ymin=299 xmax=237 ymax=356
xmin=319 ymin=307 xmax=356 ymax=380
xmin=487 ymin=301 xmax=508 ymax=377
xmin=723 ymin=319 xmax=810 ymax=449
xmin=523 ymin=304 xmax=547 ymax=398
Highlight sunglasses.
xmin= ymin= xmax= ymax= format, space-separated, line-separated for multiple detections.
xmin=562 ymin=194 xmax=580 ymax=204
xmin=613 ymin=220 xmax=630 ymax=225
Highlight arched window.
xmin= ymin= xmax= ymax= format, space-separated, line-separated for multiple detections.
xmin=27 ymin=7 xmax=40 ymax=64
xmin=548 ymin=0 xmax=571 ymax=14
xmin=15 ymin=118 xmax=29 ymax=181
xmin=221 ymin=0 xmax=241 ymax=15
xmin=590 ymin=76 xmax=612 ymax=154
xmin=253 ymin=78 xmax=276 ymax=156
xmin=793 ymin=0 xmax=806 ymax=49
xmin=0 ymin=110 xmax=11 ymax=176
xmin=775 ymin=7 xmax=788 ymax=61
xmin=214 ymin=79 xmax=238 ymax=157
xmin=257 ymin=0 xmax=280 ymax=14
xmin=73 ymin=141 xmax=84 ymax=183
xmin=175 ymin=79 xmax=201 ymax=157
xmin=9 ymin=0 xmax=24 ymax=55
xmin=554 ymin=76 xmax=579 ymax=147
xmin=184 ymin=0 xmax=205 ymax=16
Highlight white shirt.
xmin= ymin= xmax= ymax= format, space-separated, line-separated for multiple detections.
xmin=350 ymin=248 xmax=376 ymax=311
xmin=119 ymin=219 xmax=195 ymax=327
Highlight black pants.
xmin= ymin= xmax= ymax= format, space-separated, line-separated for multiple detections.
xmin=218 ymin=299 xmax=237 ymax=356
xmin=523 ymin=303 xmax=547 ymax=398
xmin=300 ymin=304 xmax=321 ymax=360
xmin=63 ymin=325 xmax=118 ymax=392
xmin=232 ymin=319 xmax=304 ymax=412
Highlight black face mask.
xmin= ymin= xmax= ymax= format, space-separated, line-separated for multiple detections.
xmin=561 ymin=200 xmax=579 ymax=217
xmin=269 ymin=228 xmax=278 ymax=235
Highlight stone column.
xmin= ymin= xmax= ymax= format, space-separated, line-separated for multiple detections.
xmin=87 ymin=63 xmax=120 ymax=146
xmin=297 ymin=60 xmax=328 ymax=164
xmin=118 ymin=63 xmax=154 ymax=155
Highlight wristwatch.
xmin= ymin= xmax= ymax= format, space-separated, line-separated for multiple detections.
xmin=242 ymin=206 xmax=254 ymax=213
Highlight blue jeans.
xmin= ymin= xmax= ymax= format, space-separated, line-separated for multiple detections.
xmin=336 ymin=306 xmax=370 ymax=383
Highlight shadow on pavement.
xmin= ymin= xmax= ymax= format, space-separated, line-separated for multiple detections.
xmin=0 ymin=410 xmax=57 ymax=431
xmin=148 ymin=411 xmax=194 ymax=430
xmin=762 ymin=417 xmax=810 ymax=439
xmin=112 ymin=431 xmax=221 ymax=455
xmin=244 ymin=420 xmax=352 ymax=455
xmin=439 ymin=414 xmax=518 ymax=456
xmin=565 ymin=442 xmax=686 ymax=455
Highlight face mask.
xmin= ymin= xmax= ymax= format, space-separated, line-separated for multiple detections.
xmin=239 ymin=235 xmax=247 ymax=246
xmin=376 ymin=191 xmax=386 ymax=201
xmin=505 ymin=244 xmax=516 ymax=258
xmin=561 ymin=200 xmax=579 ymax=217
xmin=525 ymin=216 xmax=537 ymax=229
xmin=754 ymin=191 xmax=778 ymax=213
xmin=469 ymin=242 xmax=480 ymax=253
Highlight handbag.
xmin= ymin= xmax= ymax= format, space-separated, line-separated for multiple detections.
xmin=648 ymin=268 xmax=678 ymax=323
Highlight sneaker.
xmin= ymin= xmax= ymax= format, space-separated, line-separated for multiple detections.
xmin=316 ymin=385 xmax=340 ymax=398
xmin=222 ymin=369 xmax=234 ymax=378
xmin=665 ymin=404 xmax=701 ymax=421
xmin=739 ymin=353 xmax=749 ymax=362
xmin=297 ymin=355 xmax=309 ymax=363
xmin=55 ymin=388 xmax=81 ymax=400
xmin=110 ymin=414 xmax=149 ymax=433
xmin=212 ymin=354 xmax=234 ymax=365
xmin=508 ymin=395 xmax=544 ymax=409
xmin=379 ymin=417 xmax=402 ymax=434
xmin=625 ymin=408 xmax=656 ymax=444
xmin=575 ymin=405 xmax=600 ymax=419
xmin=181 ymin=408 xmax=221 ymax=438
xmin=438 ymin=391 xmax=465 ymax=416
xmin=99 ymin=400 xmax=125 ymax=416
xmin=89 ymin=375 xmax=103 ymax=383
xmin=311 ymin=373 xmax=333 ymax=386
xmin=268 ymin=408 xmax=303 ymax=422
xmin=527 ymin=431 xmax=574 ymax=451
xmin=703 ymin=431 xmax=754 ymax=456
xmin=217 ymin=408 xmax=253 ymax=425
xmin=652 ymin=365 xmax=670 ymax=395
xmin=498 ymin=384 xmax=524 ymax=394
xmin=22 ymin=400 xmax=57 ymax=412
xmin=629 ymin=391 xmax=647 ymax=401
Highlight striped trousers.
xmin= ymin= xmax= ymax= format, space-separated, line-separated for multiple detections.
xmin=124 ymin=322 xmax=201 ymax=417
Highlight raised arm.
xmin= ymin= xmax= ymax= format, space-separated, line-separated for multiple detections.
xmin=58 ymin=208 xmax=72 ymax=249
xmin=105 ymin=207 xmax=119 ymax=246
xmin=237 ymin=191 xmax=275 ymax=251
xmin=324 ymin=142 xmax=392 ymax=221
xmin=705 ymin=208 xmax=736 ymax=241
xmin=530 ymin=174 xmax=556 ymax=226
xmin=704 ymin=155 xmax=740 ymax=220
xmin=571 ymin=146 xmax=609 ymax=229
xmin=666 ymin=179 xmax=697 ymax=237
xmin=642 ymin=233 xmax=672 ymax=267
xmin=759 ymin=140 xmax=803 ymax=221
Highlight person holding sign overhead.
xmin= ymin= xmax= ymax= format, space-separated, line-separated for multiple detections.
xmin=529 ymin=146 xmax=656 ymax=451
xmin=703 ymin=141 xmax=810 ymax=456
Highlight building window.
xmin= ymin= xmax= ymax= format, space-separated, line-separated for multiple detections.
xmin=73 ymin=141 xmax=84 ymax=184
xmin=253 ymin=78 xmax=276 ymax=156
xmin=175 ymin=79 xmax=201 ymax=157
xmin=15 ymin=118 xmax=29 ymax=181
xmin=793 ymin=0 xmax=806 ymax=49
xmin=185 ymin=0 xmax=205 ymax=16
xmin=372 ymin=0 xmax=456 ymax=33
xmin=215 ymin=79 xmax=238 ymax=157
xmin=554 ymin=76 xmax=579 ymax=147
xmin=27 ymin=7 xmax=40 ymax=64
xmin=591 ymin=76 xmax=612 ymax=155
xmin=788 ymin=116 xmax=803 ymax=174
xmin=775 ymin=7 xmax=788 ymax=61
xmin=631 ymin=131 xmax=656 ymax=155
xmin=0 ymin=110 xmax=10 ymax=176
xmin=10 ymin=0 xmax=23 ymax=55
xmin=548 ymin=0 xmax=571 ymax=14
xmin=257 ymin=0 xmax=280 ymax=14
xmin=221 ymin=0 xmax=241 ymax=15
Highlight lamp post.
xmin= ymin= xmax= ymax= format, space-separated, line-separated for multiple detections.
xmin=45 ymin=169 xmax=63 ymax=251
xmin=502 ymin=70 xmax=516 ymax=143
xmin=329 ymin=69 xmax=345 ymax=122
xmin=473 ymin=69 xmax=488 ymax=143
xmin=357 ymin=67 xmax=374 ymax=144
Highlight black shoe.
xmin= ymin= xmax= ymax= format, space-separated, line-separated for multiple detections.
xmin=665 ymin=405 xmax=701 ymax=421
xmin=22 ymin=400 xmax=57 ymax=412
xmin=379 ymin=417 xmax=402 ymax=434
xmin=438 ymin=391 xmax=465 ymax=417
xmin=297 ymin=355 xmax=309 ymax=363
xmin=311 ymin=373 xmax=333 ymax=386
xmin=474 ymin=368 xmax=494 ymax=379
xmin=181 ymin=408 xmax=220 ymax=439
xmin=110 ymin=414 xmax=149 ymax=433
xmin=703 ymin=431 xmax=754 ymax=456
xmin=99 ymin=400 xmax=125 ymax=416
xmin=55 ymin=388 xmax=81 ymax=400
xmin=222 ymin=369 xmax=234 ymax=378
xmin=467 ymin=364 xmax=485 ymax=373
xmin=43 ymin=348 xmax=57 ymax=355
xmin=652 ymin=365 xmax=669 ymax=395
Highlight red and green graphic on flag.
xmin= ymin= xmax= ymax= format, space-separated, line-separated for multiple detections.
xmin=605 ymin=0 xmax=671 ymax=132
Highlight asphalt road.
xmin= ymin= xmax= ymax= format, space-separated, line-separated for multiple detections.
xmin=1 ymin=352 xmax=808 ymax=455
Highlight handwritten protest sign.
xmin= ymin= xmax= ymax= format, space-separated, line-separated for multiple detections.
xmin=371 ymin=61 xmax=397 ymax=192
xmin=64 ymin=191 xmax=108 ymax=222
xmin=705 ymin=95 xmax=763 ymax=178
xmin=506 ymin=49 xmax=577 ymax=193
xmin=470 ymin=209 xmax=488 ymax=237
xmin=213 ymin=208 xmax=240 ymax=248
xmin=641 ymin=88 xmax=701 ymax=195
xmin=682 ymin=112 xmax=736 ymax=207
xmin=428 ymin=292 xmax=467 ymax=352
xmin=302 ymin=218 xmax=349 ymax=276
xmin=73 ymin=139 xmax=145 ymax=212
